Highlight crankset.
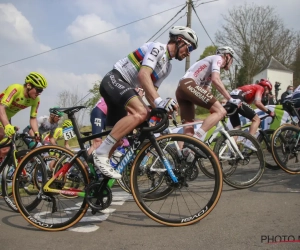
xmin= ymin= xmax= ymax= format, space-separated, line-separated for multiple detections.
xmin=85 ymin=180 xmax=112 ymax=214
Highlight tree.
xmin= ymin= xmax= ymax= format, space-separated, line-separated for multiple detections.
xmin=57 ymin=87 xmax=86 ymax=127
xmin=84 ymin=81 xmax=101 ymax=113
xmin=215 ymin=3 xmax=298 ymax=82
xmin=291 ymin=35 xmax=300 ymax=87
xmin=198 ymin=45 xmax=217 ymax=60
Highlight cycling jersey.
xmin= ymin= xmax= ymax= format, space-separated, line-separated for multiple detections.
xmin=0 ymin=84 xmax=40 ymax=119
xmin=95 ymin=97 xmax=107 ymax=115
xmin=114 ymin=42 xmax=172 ymax=89
xmin=37 ymin=116 xmax=58 ymax=136
xmin=180 ymin=55 xmax=223 ymax=87
xmin=231 ymin=84 xmax=264 ymax=104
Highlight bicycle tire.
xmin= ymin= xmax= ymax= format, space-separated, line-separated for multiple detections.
xmin=120 ymin=144 xmax=178 ymax=196
xmin=13 ymin=145 xmax=89 ymax=231
xmin=214 ymin=130 xmax=265 ymax=189
xmin=271 ymin=124 xmax=300 ymax=174
xmin=256 ymin=129 xmax=280 ymax=170
xmin=131 ymin=134 xmax=222 ymax=226
xmin=1 ymin=150 xmax=35 ymax=212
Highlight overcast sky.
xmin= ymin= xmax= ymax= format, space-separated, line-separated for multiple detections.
xmin=0 ymin=0 xmax=299 ymax=128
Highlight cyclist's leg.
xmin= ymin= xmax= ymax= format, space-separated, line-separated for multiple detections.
xmin=93 ymin=70 xmax=148 ymax=178
xmin=231 ymin=101 xmax=259 ymax=136
xmin=88 ymin=106 xmax=106 ymax=155
xmin=176 ymin=79 xmax=225 ymax=139
xmin=0 ymin=123 xmax=10 ymax=161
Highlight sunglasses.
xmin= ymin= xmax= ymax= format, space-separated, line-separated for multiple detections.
xmin=35 ymin=87 xmax=44 ymax=93
xmin=182 ymin=38 xmax=194 ymax=53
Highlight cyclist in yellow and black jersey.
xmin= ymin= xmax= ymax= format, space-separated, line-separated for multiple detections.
xmin=0 ymin=72 xmax=47 ymax=160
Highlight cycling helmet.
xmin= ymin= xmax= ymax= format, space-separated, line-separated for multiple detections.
xmin=216 ymin=46 xmax=235 ymax=57
xmin=258 ymin=79 xmax=272 ymax=91
xmin=169 ymin=26 xmax=198 ymax=49
xmin=62 ymin=119 xmax=72 ymax=128
xmin=25 ymin=72 xmax=48 ymax=88
xmin=49 ymin=106 xmax=64 ymax=117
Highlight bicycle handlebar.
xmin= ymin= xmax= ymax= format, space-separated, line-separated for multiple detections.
xmin=141 ymin=108 xmax=169 ymax=133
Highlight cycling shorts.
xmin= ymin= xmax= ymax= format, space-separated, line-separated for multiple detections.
xmin=176 ymin=78 xmax=217 ymax=121
xmin=100 ymin=69 xmax=139 ymax=127
xmin=229 ymin=94 xmax=256 ymax=128
xmin=90 ymin=106 xmax=107 ymax=137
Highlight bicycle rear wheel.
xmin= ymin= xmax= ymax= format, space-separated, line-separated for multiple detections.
xmin=214 ymin=130 xmax=265 ymax=189
xmin=131 ymin=134 xmax=222 ymax=226
xmin=271 ymin=125 xmax=300 ymax=174
xmin=13 ymin=146 xmax=89 ymax=231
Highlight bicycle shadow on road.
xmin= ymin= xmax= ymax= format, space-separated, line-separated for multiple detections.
xmin=1 ymin=213 xmax=43 ymax=232
xmin=248 ymin=169 xmax=300 ymax=194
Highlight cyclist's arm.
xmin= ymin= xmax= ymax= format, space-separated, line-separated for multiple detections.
xmin=253 ymin=88 xmax=269 ymax=113
xmin=29 ymin=117 xmax=39 ymax=134
xmin=138 ymin=66 xmax=159 ymax=107
xmin=64 ymin=140 xmax=71 ymax=150
xmin=211 ymin=72 xmax=231 ymax=100
xmin=0 ymin=105 xmax=10 ymax=127
xmin=49 ymin=135 xmax=57 ymax=145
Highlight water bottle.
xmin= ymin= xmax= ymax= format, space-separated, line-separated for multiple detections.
xmin=110 ymin=146 xmax=126 ymax=169
xmin=182 ymin=148 xmax=194 ymax=163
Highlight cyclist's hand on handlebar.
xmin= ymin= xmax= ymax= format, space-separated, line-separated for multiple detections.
xmin=4 ymin=124 xmax=16 ymax=137
xmin=266 ymin=109 xmax=275 ymax=118
xmin=155 ymin=97 xmax=178 ymax=113
xmin=34 ymin=131 xmax=41 ymax=142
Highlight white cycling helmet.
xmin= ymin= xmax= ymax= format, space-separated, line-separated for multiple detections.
xmin=216 ymin=46 xmax=235 ymax=57
xmin=169 ymin=26 xmax=198 ymax=49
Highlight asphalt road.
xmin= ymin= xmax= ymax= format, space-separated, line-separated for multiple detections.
xmin=0 ymin=168 xmax=299 ymax=250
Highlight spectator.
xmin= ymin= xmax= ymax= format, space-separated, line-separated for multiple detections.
xmin=281 ymin=85 xmax=294 ymax=109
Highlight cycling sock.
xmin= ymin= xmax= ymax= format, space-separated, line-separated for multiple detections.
xmin=95 ymin=134 xmax=117 ymax=155
xmin=194 ymin=128 xmax=205 ymax=140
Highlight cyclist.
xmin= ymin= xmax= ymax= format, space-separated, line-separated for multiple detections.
xmin=92 ymin=26 xmax=198 ymax=178
xmin=43 ymin=120 xmax=72 ymax=150
xmin=228 ymin=79 xmax=275 ymax=136
xmin=175 ymin=46 xmax=239 ymax=140
xmin=0 ymin=72 xmax=47 ymax=158
xmin=23 ymin=106 xmax=63 ymax=148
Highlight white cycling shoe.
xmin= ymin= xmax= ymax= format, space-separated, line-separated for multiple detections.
xmin=92 ymin=152 xmax=122 ymax=179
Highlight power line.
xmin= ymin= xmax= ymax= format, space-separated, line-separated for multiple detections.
xmin=146 ymin=3 xmax=187 ymax=42
xmin=152 ymin=12 xmax=187 ymax=42
xmin=191 ymin=1 xmax=217 ymax=47
xmin=0 ymin=3 xmax=186 ymax=68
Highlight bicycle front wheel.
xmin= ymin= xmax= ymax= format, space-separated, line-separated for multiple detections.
xmin=131 ymin=134 xmax=223 ymax=226
xmin=271 ymin=125 xmax=300 ymax=174
xmin=13 ymin=145 xmax=89 ymax=231
xmin=214 ymin=130 xmax=265 ymax=189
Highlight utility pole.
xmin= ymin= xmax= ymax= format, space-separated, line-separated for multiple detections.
xmin=185 ymin=0 xmax=192 ymax=72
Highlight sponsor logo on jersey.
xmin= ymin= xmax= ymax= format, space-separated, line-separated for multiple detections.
xmin=150 ymin=47 xmax=159 ymax=57
xmin=194 ymin=64 xmax=207 ymax=78
xmin=109 ymin=75 xmax=125 ymax=89
xmin=94 ymin=118 xmax=101 ymax=127
xmin=6 ymin=88 xmax=17 ymax=102
xmin=11 ymin=101 xmax=27 ymax=109
xmin=217 ymin=60 xmax=222 ymax=67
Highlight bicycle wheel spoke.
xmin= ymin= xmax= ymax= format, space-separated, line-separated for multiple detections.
xmin=131 ymin=134 xmax=222 ymax=226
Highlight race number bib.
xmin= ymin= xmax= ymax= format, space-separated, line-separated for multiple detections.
xmin=63 ymin=127 xmax=76 ymax=140
xmin=230 ymin=89 xmax=241 ymax=96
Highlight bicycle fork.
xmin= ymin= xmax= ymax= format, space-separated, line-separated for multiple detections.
xmin=149 ymin=135 xmax=178 ymax=183
xmin=219 ymin=128 xmax=244 ymax=160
